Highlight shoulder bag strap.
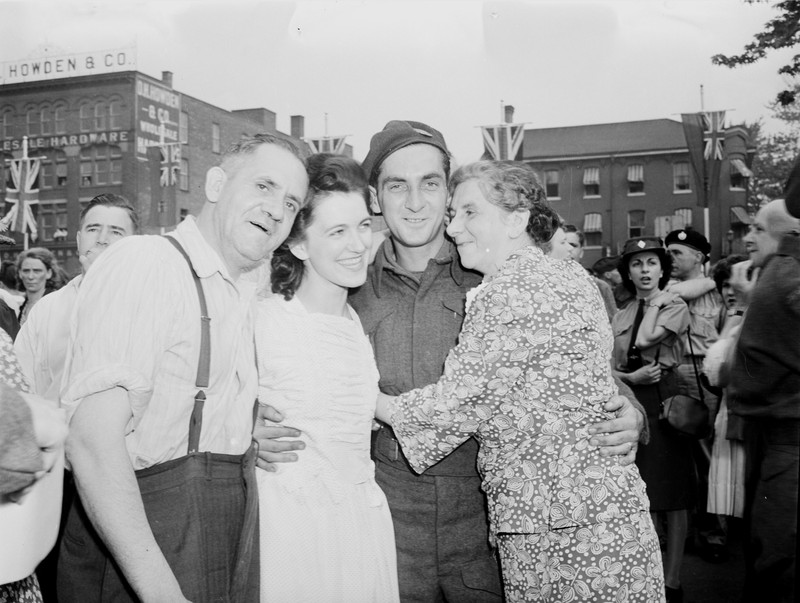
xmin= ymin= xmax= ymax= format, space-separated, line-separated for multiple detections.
xmin=686 ymin=326 xmax=705 ymax=402
xmin=653 ymin=345 xmax=664 ymax=401
xmin=164 ymin=235 xmax=211 ymax=454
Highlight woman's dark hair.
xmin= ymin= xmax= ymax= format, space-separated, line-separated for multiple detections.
xmin=618 ymin=249 xmax=673 ymax=294
xmin=16 ymin=247 xmax=63 ymax=291
xmin=271 ymin=153 xmax=370 ymax=300
xmin=448 ymin=160 xmax=560 ymax=244
xmin=712 ymin=253 xmax=748 ymax=293
xmin=0 ymin=262 xmax=18 ymax=291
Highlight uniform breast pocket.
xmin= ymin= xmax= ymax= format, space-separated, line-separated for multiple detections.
xmin=612 ymin=319 xmax=633 ymax=341
xmin=611 ymin=319 xmax=635 ymax=367
xmin=690 ymin=311 xmax=718 ymax=342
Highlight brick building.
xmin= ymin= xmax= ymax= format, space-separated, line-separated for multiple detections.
xmin=520 ymin=118 xmax=755 ymax=266
xmin=0 ymin=65 xmax=308 ymax=276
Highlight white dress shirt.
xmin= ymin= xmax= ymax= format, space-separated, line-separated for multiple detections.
xmin=62 ymin=217 xmax=260 ymax=469
xmin=15 ymin=275 xmax=82 ymax=402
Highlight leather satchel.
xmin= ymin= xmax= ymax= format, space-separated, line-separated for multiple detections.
xmin=659 ymin=393 xmax=710 ymax=438
xmin=657 ymin=327 xmax=711 ymax=439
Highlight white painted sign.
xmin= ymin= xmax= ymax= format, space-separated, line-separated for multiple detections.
xmin=136 ymin=77 xmax=181 ymax=158
xmin=0 ymin=47 xmax=136 ymax=85
xmin=0 ymin=131 xmax=131 ymax=153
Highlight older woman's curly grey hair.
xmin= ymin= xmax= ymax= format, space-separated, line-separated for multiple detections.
xmin=448 ymin=160 xmax=560 ymax=244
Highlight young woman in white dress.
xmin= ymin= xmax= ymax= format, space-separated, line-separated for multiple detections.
xmin=255 ymin=153 xmax=399 ymax=602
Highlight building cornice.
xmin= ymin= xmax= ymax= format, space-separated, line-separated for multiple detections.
xmin=0 ymin=70 xmax=137 ymax=95
xmin=524 ymin=148 xmax=690 ymax=163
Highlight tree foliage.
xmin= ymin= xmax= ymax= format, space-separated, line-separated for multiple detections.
xmin=747 ymin=122 xmax=798 ymax=209
xmin=712 ymin=0 xmax=800 ymax=105
xmin=745 ymin=83 xmax=800 ymax=209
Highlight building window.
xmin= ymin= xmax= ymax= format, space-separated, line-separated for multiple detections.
xmin=673 ymin=162 xmax=691 ymax=192
xmin=53 ymin=103 xmax=67 ymax=134
xmin=56 ymin=161 xmax=68 ymax=187
xmin=212 ymin=123 xmax=221 ymax=154
xmin=26 ymin=108 xmax=42 ymax=136
xmin=179 ymin=111 xmax=189 ymax=144
xmin=109 ymin=99 xmax=123 ymax=130
xmin=37 ymin=200 xmax=68 ymax=242
xmin=627 ymin=164 xmax=644 ymax=194
xmin=2 ymin=109 xmax=14 ymax=139
xmin=655 ymin=211 xmax=693 ymax=238
xmin=78 ymin=100 xmax=115 ymax=131
xmin=583 ymin=213 xmax=603 ymax=247
xmin=729 ymin=158 xmax=752 ymax=190
xmin=80 ymin=145 xmax=123 ymax=187
xmin=730 ymin=172 xmax=745 ymax=190
xmin=544 ymin=169 xmax=559 ymax=198
xmin=79 ymin=103 xmax=93 ymax=132
xmin=110 ymin=154 xmax=123 ymax=183
xmin=674 ymin=208 xmax=692 ymax=229
xmin=628 ymin=210 xmax=645 ymax=238
xmin=80 ymin=160 xmax=93 ymax=186
xmin=94 ymin=147 xmax=109 ymax=184
xmin=180 ymin=158 xmax=189 ymax=191
xmin=94 ymin=102 xmax=107 ymax=130
xmin=39 ymin=152 xmax=68 ymax=189
xmin=40 ymin=106 xmax=54 ymax=136
xmin=583 ymin=167 xmax=600 ymax=197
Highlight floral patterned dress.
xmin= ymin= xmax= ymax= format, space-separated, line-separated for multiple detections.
xmin=0 ymin=329 xmax=43 ymax=603
xmin=391 ymin=246 xmax=665 ymax=602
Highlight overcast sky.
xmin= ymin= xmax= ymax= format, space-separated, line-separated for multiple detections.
xmin=0 ymin=0 xmax=793 ymax=165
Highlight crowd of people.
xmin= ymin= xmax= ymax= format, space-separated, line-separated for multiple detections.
xmin=0 ymin=121 xmax=796 ymax=603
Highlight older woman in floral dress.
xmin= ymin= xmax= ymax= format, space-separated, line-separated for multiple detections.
xmin=375 ymin=161 xmax=665 ymax=602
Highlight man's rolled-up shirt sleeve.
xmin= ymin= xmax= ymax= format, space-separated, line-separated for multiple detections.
xmin=61 ymin=236 xmax=185 ymax=433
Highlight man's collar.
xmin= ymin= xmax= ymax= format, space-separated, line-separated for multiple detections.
xmin=371 ymin=238 xmax=467 ymax=296
xmin=172 ymin=216 xmax=233 ymax=281
xmin=69 ymin=274 xmax=84 ymax=290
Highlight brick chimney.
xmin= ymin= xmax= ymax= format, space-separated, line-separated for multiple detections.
xmin=504 ymin=105 xmax=515 ymax=124
xmin=231 ymin=108 xmax=277 ymax=132
xmin=290 ymin=115 xmax=305 ymax=140
xmin=162 ymin=71 xmax=173 ymax=87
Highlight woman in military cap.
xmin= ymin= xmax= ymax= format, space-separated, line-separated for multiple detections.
xmin=611 ymin=236 xmax=692 ymax=602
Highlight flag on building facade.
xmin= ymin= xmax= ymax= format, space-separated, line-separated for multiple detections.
xmin=160 ymin=144 xmax=181 ymax=187
xmin=703 ymin=111 xmax=725 ymax=209
xmin=481 ymin=123 xmax=525 ymax=161
xmin=147 ymin=143 xmax=178 ymax=228
xmin=305 ymin=136 xmax=348 ymax=155
xmin=703 ymin=111 xmax=726 ymax=160
xmin=680 ymin=111 xmax=726 ymax=209
xmin=680 ymin=113 xmax=706 ymax=206
xmin=0 ymin=138 xmax=40 ymax=240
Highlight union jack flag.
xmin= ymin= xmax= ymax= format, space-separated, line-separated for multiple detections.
xmin=160 ymin=144 xmax=180 ymax=187
xmin=702 ymin=111 xmax=726 ymax=161
xmin=1 ymin=142 xmax=40 ymax=240
xmin=306 ymin=136 xmax=348 ymax=155
xmin=481 ymin=123 xmax=526 ymax=161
